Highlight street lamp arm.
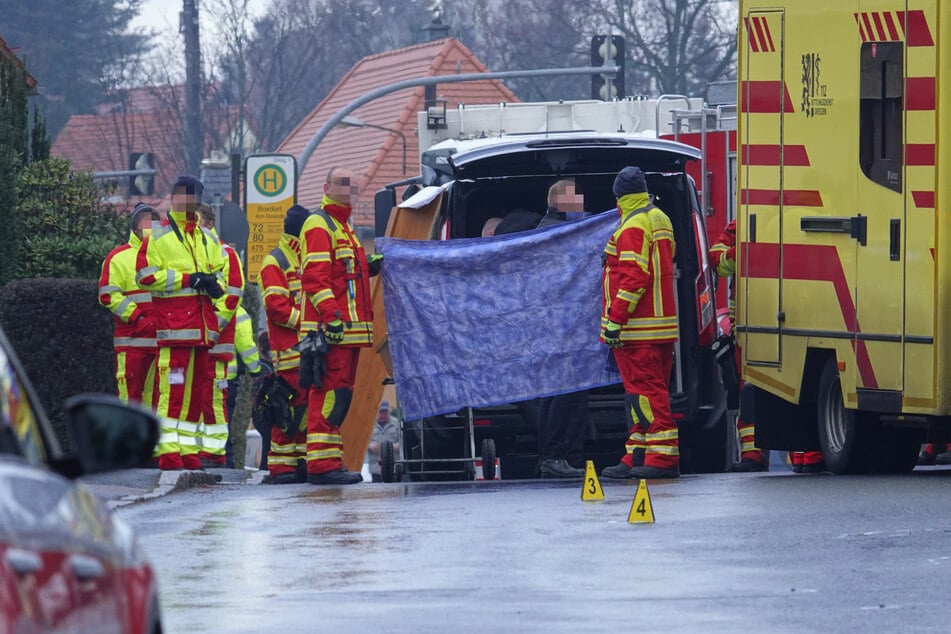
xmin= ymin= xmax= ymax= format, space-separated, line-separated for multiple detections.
xmin=296 ymin=66 xmax=617 ymax=178
xmin=360 ymin=122 xmax=407 ymax=175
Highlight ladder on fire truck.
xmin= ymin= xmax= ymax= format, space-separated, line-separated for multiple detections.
xmin=658 ymin=95 xmax=737 ymax=222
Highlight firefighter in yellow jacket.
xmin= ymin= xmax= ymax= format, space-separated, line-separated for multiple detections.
xmin=136 ymin=175 xmax=227 ymax=470
xmin=299 ymin=167 xmax=380 ymax=485
xmin=99 ymin=203 xmax=160 ymax=405
xmin=709 ymin=219 xmax=769 ymax=472
xmin=599 ymin=166 xmax=680 ymax=480
xmin=260 ymin=205 xmax=311 ymax=484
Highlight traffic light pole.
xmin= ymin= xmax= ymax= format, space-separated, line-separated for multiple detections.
xmin=296 ymin=66 xmax=618 ymax=178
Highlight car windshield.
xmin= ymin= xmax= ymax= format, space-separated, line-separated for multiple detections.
xmin=0 ymin=343 xmax=47 ymax=466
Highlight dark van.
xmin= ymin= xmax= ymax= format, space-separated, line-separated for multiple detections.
xmin=377 ymin=131 xmax=734 ymax=478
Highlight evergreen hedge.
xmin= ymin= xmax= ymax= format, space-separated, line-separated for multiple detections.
xmin=0 ymin=278 xmax=116 ymax=451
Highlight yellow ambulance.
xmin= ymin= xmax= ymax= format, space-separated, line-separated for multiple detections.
xmin=736 ymin=1 xmax=946 ymax=473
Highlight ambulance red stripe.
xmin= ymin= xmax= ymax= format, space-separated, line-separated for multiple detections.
xmin=740 ymin=81 xmax=795 ymax=113
xmin=760 ymin=17 xmax=775 ymax=51
xmin=853 ymin=13 xmax=868 ymax=42
xmin=898 ymin=10 xmax=935 ymax=47
xmin=881 ymin=12 xmax=900 ymax=41
xmin=912 ymin=191 xmax=935 ymax=209
xmin=906 ymin=77 xmax=936 ymax=110
xmin=744 ymin=18 xmax=761 ymax=52
xmin=742 ymin=144 xmax=810 ymax=166
xmin=741 ymin=189 xmax=823 ymax=207
xmin=753 ymin=18 xmax=773 ymax=51
xmin=742 ymin=242 xmax=877 ymax=388
xmin=905 ymin=144 xmax=935 ymax=166
xmin=870 ymin=12 xmax=888 ymax=41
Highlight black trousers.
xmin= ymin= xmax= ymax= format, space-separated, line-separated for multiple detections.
xmin=537 ymin=390 xmax=589 ymax=464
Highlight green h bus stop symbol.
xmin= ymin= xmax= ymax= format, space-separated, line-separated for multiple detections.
xmin=253 ymin=164 xmax=288 ymax=197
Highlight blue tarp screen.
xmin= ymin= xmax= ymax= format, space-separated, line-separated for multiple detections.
xmin=377 ymin=211 xmax=622 ymax=421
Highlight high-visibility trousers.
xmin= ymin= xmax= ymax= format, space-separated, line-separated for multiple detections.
xmin=115 ymin=348 xmax=156 ymax=406
xmin=734 ymin=342 xmax=764 ymax=463
xmin=613 ymin=342 xmax=678 ymax=469
xmin=305 ymin=346 xmax=360 ymax=476
xmin=198 ymin=358 xmax=230 ymax=465
xmin=152 ymin=346 xmax=211 ymax=470
xmin=267 ymin=369 xmax=308 ymax=477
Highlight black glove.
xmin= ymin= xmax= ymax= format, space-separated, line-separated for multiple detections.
xmin=368 ymin=253 xmax=383 ymax=276
xmin=189 ymin=272 xmax=224 ymax=298
xmin=295 ymin=330 xmax=329 ymax=390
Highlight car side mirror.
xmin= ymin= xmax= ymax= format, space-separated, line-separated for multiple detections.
xmin=61 ymin=394 xmax=159 ymax=476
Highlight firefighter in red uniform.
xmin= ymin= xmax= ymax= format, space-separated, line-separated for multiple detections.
xmin=99 ymin=203 xmax=160 ymax=405
xmin=136 ymin=175 xmax=227 ymax=470
xmin=299 ymin=167 xmax=381 ymax=485
xmin=708 ymin=218 xmax=770 ymax=472
xmin=599 ymin=166 xmax=680 ymax=480
xmin=260 ymin=204 xmax=311 ymax=484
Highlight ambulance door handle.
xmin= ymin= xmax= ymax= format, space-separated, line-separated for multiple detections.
xmin=749 ymin=214 xmax=756 ymax=242
xmin=889 ymin=219 xmax=900 ymax=261
xmin=849 ymin=215 xmax=867 ymax=246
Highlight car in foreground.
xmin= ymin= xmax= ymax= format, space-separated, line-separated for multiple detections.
xmin=0 ymin=326 xmax=162 ymax=633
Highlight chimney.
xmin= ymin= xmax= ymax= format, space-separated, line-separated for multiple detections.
xmin=422 ymin=4 xmax=450 ymax=42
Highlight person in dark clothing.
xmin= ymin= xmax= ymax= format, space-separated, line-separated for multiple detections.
xmin=535 ymin=179 xmax=590 ymax=478
xmin=495 ymin=186 xmax=589 ymax=479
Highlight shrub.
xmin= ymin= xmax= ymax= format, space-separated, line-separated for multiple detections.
xmin=0 ymin=278 xmax=116 ymax=451
xmin=17 ymin=158 xmax=127 ymax=280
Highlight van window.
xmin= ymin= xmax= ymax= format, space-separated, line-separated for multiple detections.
xmin=859 ymin=42 xmax=902 ymax=193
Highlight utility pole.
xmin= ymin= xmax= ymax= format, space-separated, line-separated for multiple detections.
xmin=181 ymin=0 xmax=203 ymax=175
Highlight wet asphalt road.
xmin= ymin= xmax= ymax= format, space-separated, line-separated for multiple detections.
xmin=118 ymin=468 xmax=951 ymax=633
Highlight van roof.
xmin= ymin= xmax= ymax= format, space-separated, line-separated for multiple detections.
xmin=445 ymin=132 xmax=701 ymax=167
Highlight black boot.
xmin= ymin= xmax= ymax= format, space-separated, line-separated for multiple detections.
xmin=307 ymin=468 xmax=363 ymax=485
xmin=271 ymin=472 xmax=302 ymax=485
xmin=538 ymin=459 xmax=584 ymax=478
xmin=629 ymin=464 xmax=680 ymax=479
xmin=731 ymin=457 xmax=769 ymax=472
xmin=601 ymin=462 xmax=633 ymax=479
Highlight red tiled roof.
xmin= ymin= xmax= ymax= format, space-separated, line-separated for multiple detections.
xmin=0 ymin=34 xmax=38 ymax=94
xmin=52 ymin=93 xmax=249 ymax=209
xmin=277 ymin=37 xmax=519 ymax=227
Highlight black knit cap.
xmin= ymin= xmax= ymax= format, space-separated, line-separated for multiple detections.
xmin=283 ymin=204 xmax=311 ymax=237
xmin=612 ymin=166 xmax=648 ymax=197
xmin=130 ymin=202 xmax=156 ymax=228
xmin=172 ymin=174 xmax=204 ymax=197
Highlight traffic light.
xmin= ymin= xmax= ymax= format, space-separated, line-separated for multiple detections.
xmin=591 ymin=35 xmax=625 ymax=101
xmin=128 ymin=152 xmax=155 ymax=196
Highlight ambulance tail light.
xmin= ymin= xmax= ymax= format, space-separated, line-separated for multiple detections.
xmin=473 ymin=418 xmax=492 ymax=426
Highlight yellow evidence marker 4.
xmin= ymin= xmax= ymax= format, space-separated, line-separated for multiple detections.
xmin=628 ymin=479 xmax=655 ymax=524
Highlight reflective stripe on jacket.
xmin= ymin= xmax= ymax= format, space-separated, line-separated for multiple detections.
xmin=228 ymin=307 xmax=261 ymax=379
xmin=135 ymin=211 xmax=226 ymax=347
xmin=99 ymin=231 xmax=156 ymax=351
xmin=299 ymin=203 xmax=373 ymax=347
xmin=210 ymin=242 xmax=246 ymax=361
xmin=260 ymin=234 xmax=303 ymax=370
xmin=602 ymin=198 xmax=678 ymax=343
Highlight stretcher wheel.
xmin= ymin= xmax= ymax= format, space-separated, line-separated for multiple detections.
xmin=381 ymin=441 xmax=396 ymax=482
xmin=481 ymin=438 xmax=497 ymax=480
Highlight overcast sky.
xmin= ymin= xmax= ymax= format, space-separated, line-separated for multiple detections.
xmin=133 ymin=0 xmax=271 ymax=39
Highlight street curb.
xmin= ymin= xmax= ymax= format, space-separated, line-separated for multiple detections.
xmin=108 ymin=470 xmax=220 ymax=509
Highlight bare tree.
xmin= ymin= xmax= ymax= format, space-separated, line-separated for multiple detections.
xmin=444 ymin=0 xmax=592 ymax=102
xmin=597 ymin=0 xmax=737 ymax=96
